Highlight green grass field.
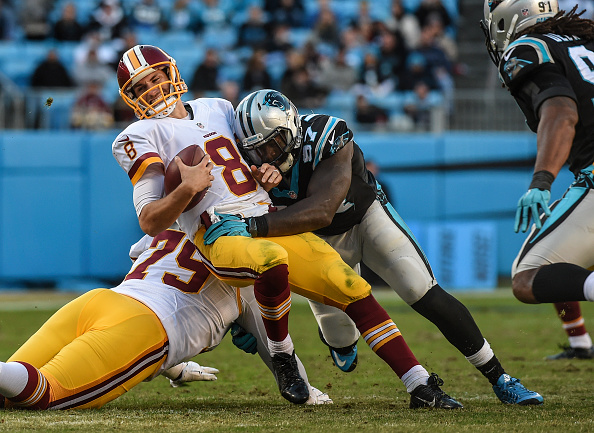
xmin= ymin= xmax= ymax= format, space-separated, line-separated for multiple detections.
xmin=0 ymin=289 xmax=593 ymax=432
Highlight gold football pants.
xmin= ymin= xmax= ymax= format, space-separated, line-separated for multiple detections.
xmin=195 ymin=228 xmax=371 ymax=310
xmin=8 ymin=289 xmax=168 ymax=409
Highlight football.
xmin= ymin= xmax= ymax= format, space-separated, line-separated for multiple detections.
xmin=164 ymin=145 xmax=208 ymax=212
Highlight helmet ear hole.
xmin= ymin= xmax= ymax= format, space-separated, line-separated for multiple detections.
xmin=497 ymin=18 xmax=505 ymax=30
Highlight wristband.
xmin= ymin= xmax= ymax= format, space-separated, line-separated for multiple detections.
xmin=529 ymin=170 xmax=554 ymax=190
xmin=245 ymin=215 xmax=268 ymax=237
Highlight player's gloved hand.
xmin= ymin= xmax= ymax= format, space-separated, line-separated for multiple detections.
xmin=514 ymin=170 xmax=554 ymax=233
xmin=230 ymin=323 xmax=257 ymax=354
xmin=167 ymin=361 xmax=219 ymax=387
xmin=306 ymin=387 xmax=333 ymax=405
xmin=514 ymin=189 xmax=551 ymax=233
xmin=203 ymin=213 xmax=250 ymax=245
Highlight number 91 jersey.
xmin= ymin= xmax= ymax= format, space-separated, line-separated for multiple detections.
xmin=112 ymin=98 xmax=271 ymax=240
xmin=498 ymin=33 xmax=594 ymax=174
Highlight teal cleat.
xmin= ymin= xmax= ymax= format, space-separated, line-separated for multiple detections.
xmin=493 ymin=374 xmax=543 ymax=405
xmin=318 ymin=327 xmax=358 ymax=372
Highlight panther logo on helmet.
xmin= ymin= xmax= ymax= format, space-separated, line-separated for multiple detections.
xmin=263 ymin=91 xmax=289 ymax=111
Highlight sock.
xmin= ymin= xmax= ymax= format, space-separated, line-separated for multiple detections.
xmin=554 ymin=302 xmax=593 ymax=348
xmin=268 ymin=335 xmax=294 ymax=356
xmin=0 ymin=361 xmax=28 ymax=398
xmin=401 ymin=365 xmax=430 ymax=393
xmin=345 ymin=295 xmax=419 ymax=378
xmin=584 ymin=272 xmax=594 ymax=302
xmin=465 ymin=339 xmax=505 ymax=385
xmin=532 ymin=263 xmax=591 ymax=302
xmin=254 ymin=265 xmax=291 ymax=344
xmin=1 ymin=362 xmax=50 ymax=409
xmin=411 ymin=285 xmax=485 ymax=356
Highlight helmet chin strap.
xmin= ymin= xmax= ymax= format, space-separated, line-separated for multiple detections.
xmin=278 ymin=153 xmax=294 ymax=173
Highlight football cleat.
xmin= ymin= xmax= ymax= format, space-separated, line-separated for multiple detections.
xmin=493 ymin=374 xmax=543 ymax=405
xmin=545 ymin=345 xmax=594 ymax=360
xmin=409 ymin=373 xmax=463 ymax=409
xmin=318 ymin=327 xmax=358 ymax=373
xmin=271 ymin=351 xmax=309 ymax=404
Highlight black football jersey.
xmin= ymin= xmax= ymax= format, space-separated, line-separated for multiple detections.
xmin=269 ymin=114 xmax=377 ymax=236
xmin=498 ymin=32 xmax=594 ymax=174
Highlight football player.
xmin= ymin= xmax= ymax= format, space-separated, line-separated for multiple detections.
xmin=112 ymin=45 xmax=462 ymax=409
xmin=233 ymin=89 xmax=543 ymax=405
xmin=0 ymin=228 xmax=332 ymax=410
xmin=481 ymin=2 xmax=594 ymax=358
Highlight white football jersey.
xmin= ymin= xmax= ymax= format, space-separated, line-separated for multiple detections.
xmin=112 ymin=229 xmax=243 ymax=375
xmin=112 ymin=98 xmax=272 ymax=240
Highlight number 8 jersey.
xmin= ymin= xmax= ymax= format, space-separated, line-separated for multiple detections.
xmin=112 ymin=97 xmax=272 ymax=240
xmin=498 ymin=33 xmax=594 ymax=174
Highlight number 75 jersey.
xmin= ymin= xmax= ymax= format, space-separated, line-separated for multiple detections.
xmin=498 ymin=33 xmax=594 ymax=174
xmin=112 ymin=97 xmax=271 ymax=239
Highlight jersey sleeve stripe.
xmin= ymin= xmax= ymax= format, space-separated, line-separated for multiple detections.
xmin=507 ymin=37 xmax=554 ymax=64
xmin=129 ymin=153 xmax=164 ymax=185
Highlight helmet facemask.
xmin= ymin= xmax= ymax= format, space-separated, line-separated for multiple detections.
xmin=117 ymin=45 xmax=187 ymax=119
xmin=234 ymin=89 xmax=302 ymax=173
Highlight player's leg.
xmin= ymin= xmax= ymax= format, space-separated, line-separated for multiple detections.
xmin=512 ymin=179 xmax=594 ymax=305
xmin=354 ymin=200 xmax=542 ymax=405
xmin=194 ymin=228 xmax=308 ymax=404
xmin=546 ymin=302 xmax=594 ymax=360
xmin=272 ymin=232 xmax=462 ymax=408
xmin=235 ymin=286 xmax=332 ymax=405
xmin=2 ymin=289 xmax=168 ymax=409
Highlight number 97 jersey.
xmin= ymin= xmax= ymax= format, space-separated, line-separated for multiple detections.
xmin=498 ymin=33 xmax=594 ymax=174
xmin=112 ymin=97 xmax=272 ymax=240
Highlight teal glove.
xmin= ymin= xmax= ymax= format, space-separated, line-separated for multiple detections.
xmin=514 ymin=188 xmax=551 ymax=233
xmin=230 ymin=323 xmax=257 ymax=354
xmin=203 ymin=213 xmax=250 ymax=245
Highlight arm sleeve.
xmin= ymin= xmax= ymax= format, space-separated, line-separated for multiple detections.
xmin=132 ymin=164 xmax=165 ymax=217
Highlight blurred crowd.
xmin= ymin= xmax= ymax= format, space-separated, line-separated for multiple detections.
xmin=0 ymin=0 xmax=462 ymax=131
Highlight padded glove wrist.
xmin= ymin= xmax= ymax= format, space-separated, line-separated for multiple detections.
xmin=529 ymin=170 xmax=555 ymax=190
xmin=244 ymin=215 xmax=269 ymax=237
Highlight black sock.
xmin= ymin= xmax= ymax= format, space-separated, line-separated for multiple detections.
xmin=477 ymin=356 xmax=506 ymax=386
xmin=411 ymin=285 xmax=485 ymax=357
xmin=532 ymin=263 xmax=591 ymax=303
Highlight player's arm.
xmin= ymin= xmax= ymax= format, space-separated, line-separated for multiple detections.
xmin=535 ymin=96 xmax=578 ymax=178
xmin=262 ymin=141 xmax=353 ymax=237
xmin=138 ymin=156 xmax=213 ymax=236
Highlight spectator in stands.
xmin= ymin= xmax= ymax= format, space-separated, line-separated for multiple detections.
xmin=74 ymin=31 xmax=120 ymax=70
xmin=376 ymin=28 xmax=409 ymax=89
xmin=128 ymin=0 xmax=165 ymax=33
xmin=0 ymin=1 xmax=16 ymax=40
xmin=53 ymin=3 xmax=85 ymax=42
xmin=236 ymin=5 xmax=270 ymax=50
xmin=414 ymin=0 xmax=453 ymax=32
xmin=189 ymin=48 xmax=220 ymax=96
xmin=20 ymin=0 xmax=52 ymax=40
xmin=397 ymin=51 xmax=438 ymax=91
xmin=220 ymin=80 xmax=240 ymax=107
xmin=403 ymin=80 xmax=433 ymax=131
xmin=385 ymin=0 xmax=421 ymax=49
xmin=355 ymin=51 xmax=394 ymax=97
xmin=70 ymin=81 xmax=114 ymax=130
xmin=72 ymin=47 xmax=114 ymax=88
xmin=198 ymin=0 xmax=229 ymax=33
xmin=355 ymin=94 xmax=388 ymax=127
xmin=309 ymin=5 xmax=341 ymax=48
xmin=264 ymin=0 xmax=306 ymax=28
xmin=30 ymin=49 xmax=75 ymax=89
xmin=162 ymin=0 xmax=202 ymax=34
xmin=242 ymin=49 xmax=272 ymax=93
xmin=318 ymin=45 xmax=357 ymax=92
xmin=87 ymin=0 xmax=129 ymax=43
xmin=281 ymin=65 xmax=326 ymax=109
xmin=267 ymin=23 xmax=293 ymax=53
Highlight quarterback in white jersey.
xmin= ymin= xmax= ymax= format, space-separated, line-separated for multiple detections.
xmin=112 ymin=44 xmax=310 ymax=405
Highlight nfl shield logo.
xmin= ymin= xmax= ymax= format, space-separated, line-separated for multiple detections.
xmin=521 ymin=8 xmax=529 ymax=16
